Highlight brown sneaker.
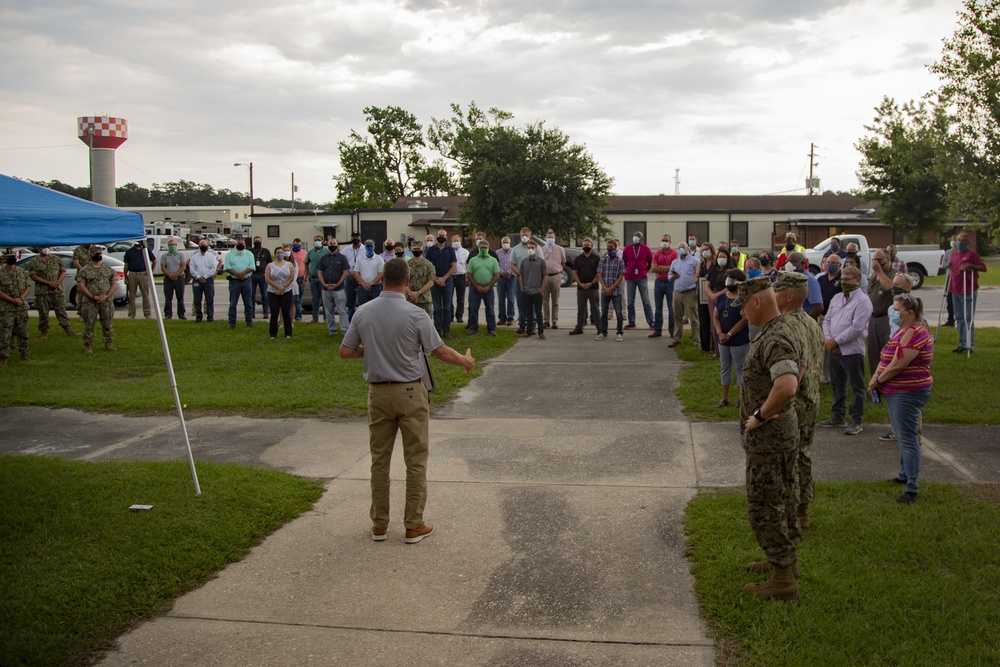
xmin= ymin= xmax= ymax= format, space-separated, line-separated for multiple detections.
xmin=568 ymin=328 xmax=583 ymax=335
xmin=83 ymin=346 xmax=93 ymax=355
xmin=371 ymin=525 xmax=388 ymax=542
xmin=538 ymin=333 xmax=546 ymax=340
xmin=746 ymin=561 xmax=801 ymax=579
xmin=648 ymin=332 xmax=662 ymax=338
xmin=404 ymin=522 xmax=434 ymax=544
xmin=104 ymin=343 xmax=117 ymax=352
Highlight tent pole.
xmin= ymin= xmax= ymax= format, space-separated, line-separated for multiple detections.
xmin=142 ymin=240 xmax=201 ymax=496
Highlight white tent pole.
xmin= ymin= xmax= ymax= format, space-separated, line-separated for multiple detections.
xmin=934 ymin=271 xmax=950 ymax=342
xmin=142 ymin=241 xmax=201 ymax=496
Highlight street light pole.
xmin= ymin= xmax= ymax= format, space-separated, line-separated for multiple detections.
xmin=234 ymin=162 xmax=255 ymax=216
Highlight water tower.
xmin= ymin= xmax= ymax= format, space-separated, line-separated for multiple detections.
xmin=78 ymin=115 xmax=128 ymax=207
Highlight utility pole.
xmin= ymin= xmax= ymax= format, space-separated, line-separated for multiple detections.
xmin=674 ymin=168 xmax=681 ymax=196
xmin=807 ymin=144 xmax=819 ymax=196
xmin=291 ymin=172 xmax=296 ymax=210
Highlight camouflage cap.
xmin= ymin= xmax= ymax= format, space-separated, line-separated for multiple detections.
xmin=773 ymin=270 xmax=809 ymax=291
xmin=730 ymin=276 xmax=773 ymax=306
xmin=411 ymin=240 xmax=425 ymax=250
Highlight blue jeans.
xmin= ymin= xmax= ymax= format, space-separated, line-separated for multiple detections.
xmin=468 ymin=284 xmax=496 ymax=333
xmin=952 ymin=291 xmax=978 ymax=348
xmin=251 ymin=273 xmax=269 ymax=317
xmin=293 ymin=277 xmax=304 ymax=320
xmin=192 ymin=277 xmax=214 ymax=322
xmin=885 ymin=387 xmax=931 ymax=494
xmin=431 ymin=277 xmax=454 ymax=334
xmin=600 ymin=293 xmax=623 ymax=335
xmin=653 ymin=279 xmax=674 ymax=335
xmin=496 ymin=275 xmax=516 ymax=322
xmin=356 ymin=282 xmax=382 ymax=306
xmin=228 ymin=278 xmax=253 ymax=326
xmin=626 ymin=279 xmax=653 ymax=327
xmin=309 ymin=277 xmax=324 ymax=321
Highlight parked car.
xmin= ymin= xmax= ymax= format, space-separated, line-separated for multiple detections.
xmin=803 ymin=235 xmax=945 ymax=289
xmin=16 ymin=251 xmax=128 ymax=308
xmin=202 ymin=233 xmax=235 ymax=249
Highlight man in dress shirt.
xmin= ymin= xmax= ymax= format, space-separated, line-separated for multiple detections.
xmin=189 ymin=241 xmax=219 ymax=323
xmin=668 ymin=244 xmax=700 ymax=348
xmin=540 ymin=229 xmax=566 ymax=329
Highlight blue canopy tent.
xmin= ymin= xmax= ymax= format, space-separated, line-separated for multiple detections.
xmin=0 ymin=173 xmax=201 ymax=495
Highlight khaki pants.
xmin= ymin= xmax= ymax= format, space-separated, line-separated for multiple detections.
xmin=542 ymin=276 xmax=561 ymax=326
xmin=126 ymin=272 xmax=152 ymax=318
xmin=368 ymin=382 xmax=430 ymax=530
xmin=672 ymin=288 xmax=699 ymax=344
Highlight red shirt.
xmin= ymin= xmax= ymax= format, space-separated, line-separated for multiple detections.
xmin=622 ymin=243 xmax=653 ymax=280
xmin=653 ymin=248 xmax=679 ymax=281
xmin=949 ymin=249 xmax=983 ymax=294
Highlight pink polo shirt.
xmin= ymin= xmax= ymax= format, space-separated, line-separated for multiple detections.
xmin=949 ymin=249 xmax=983 ymax=294
xmin=653 ymin=248 xmax=679 ymax=281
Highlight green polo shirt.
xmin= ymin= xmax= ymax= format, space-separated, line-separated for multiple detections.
xmin=468 ymin=254 xmax=500 ymax=287
xmin=306 ymin=247 xmax=328 ymax=277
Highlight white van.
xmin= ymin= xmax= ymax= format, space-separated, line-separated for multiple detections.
xmin=107 ymin=235 xmax=193 ymax=276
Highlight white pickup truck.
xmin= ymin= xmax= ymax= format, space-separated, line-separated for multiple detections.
xmin=803 ymin=235 xmax=946 ymax=289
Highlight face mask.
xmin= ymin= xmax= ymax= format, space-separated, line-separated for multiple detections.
xmin=786 ymin=241 xmax=795 ymax=251
xmin=725 ymin=278 xmax=738 ymax=288
xmin=888 ymin=309 xmax=902 ymax=326
xmin=747 ymin=268 xmax=762 ymax=278
xmin=236 ymin=244 xmax=245 ymax=251
xmin=717 ymin=256 xmax=728 ymax=267
xmin=365 ymin=247 xmax=374 ymax=258
xmin=583 ymin=246 xmax=592 ymax=253
xmin=199 ymin=246 xmax=208 ymax=253
xmin=479 ymin=248 xmax=488 ymax=258
xmin=731 ymin=245 xmax=739 ymax=253
xmin=950 ymin=240 xmax=958 ymax=249
xmin=292 ymin=244 xmax=301 ymax=252
xmin=521 ymin=235 xmax=530 ymax=244
xmin=702 ymin=250 xmax=712 ymax=259
xmin=91 ymin=253 xmax=103 ymax=262
xmin=547 ymin=238 xmax=555 ymax=248
xmin=830 ymin=244 xmax=839 ymax=252
xmin=607 ymin=248 xmax=616 ymax=257
xmin=253 ymin=241 xmax=262 ymax=249
xmin=329 ymin=245 xmax=338 ymax=253
xmin=395 ymin=251 xmax=405 ymax=258
xmin=386 ymin=245 xmax=394 ymax=253
xmin=5 ymin=256 xmax=16 ymax=265
xmin=827 ymin=264 xmax=840 ymax=274
xmin=527 ymin=248 xmax=536 ymax=257
xmin=437 ymin=236 xmax=447 ymax=244
xmin=891 ymin=286 xmax=908 ymax=296
xmin=957 ymin=241 xmax=969 ymax=253
xmin=449 ymin=241 xmax=459 ymax=250
xmin=678 ymin=247 xmax=687 ymax=257
xmin=40 ymin=248 xmax=50 ymax=255
xmin=661 ymin=241 xmax=670 ymax=249
xmin=632 ymin=236 xmax=641 ymax=245
xmin=502 ymin=242 xmax=511 ymax=250
xmin=688 ymin=240 xmax=697 ymax=247
xmin=760 ymin=256 xmax=772 ymax=267
xmin=413 ymin=251 xmax=423 ymax=257
xmin=842 ymin=282 xmax=860 ymax=294
xmin=168 ymin=246 xmax=177 ymax=254
xmin=314 ymin=241 xmax=323 ymax=249
xmin=275 ymin=251 xmax=285 ymax=260
xmin=352 ymin=239 xmax=361 ymax=246
xmin=783 ymin=262 xmax=797 ymax=272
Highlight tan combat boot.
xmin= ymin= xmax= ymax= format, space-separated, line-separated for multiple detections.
xmin=40 ymin=332 xmax=49 ymax=340
xmin=0 ymin=358 xmax=7 ymax=366
xmin=797 ymin=504 xmax=810 ymax=530
xmin=83 ymin=345 xmax=93 ymax=355
xmin=746 ymin=560 xmax=801 ymax=579
xmin=104 ymin=342 xmax=117 ymax=352
xmin=744 ymin=564 xmax=800 ymax=600
xmin=64 ymin=325 xmax=79 ymax=337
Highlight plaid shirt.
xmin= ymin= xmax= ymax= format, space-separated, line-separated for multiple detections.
xmin=496 ymin=246 xmax=514 ymax=274
xmin=597 ymin=253 xmax=626 ymax=296
xmin=890 ymin=257 xmax=908 ymax=274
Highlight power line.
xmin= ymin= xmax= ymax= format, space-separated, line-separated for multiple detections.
xmin=0 ymin=143 xmax=78 ymax=151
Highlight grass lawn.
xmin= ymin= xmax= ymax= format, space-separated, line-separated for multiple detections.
xmin=0 ymin=319 xmax=517 ymax=417
xmin=0 ymin=454 xmax=324 ymax=667
xmin=923 ymin=256 xmax=1000 ymax=287
xmin=684 ymin=481 xmax=1000 ymax=667
xmin=674 ymin=326 xmax=999 ymax=424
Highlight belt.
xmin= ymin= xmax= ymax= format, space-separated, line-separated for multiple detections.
xmin=548 ymin=272 xmax=561 ymax=276
xmin=129 ymin=270 xmax=147 ymax=274
xmin=678 ymin=288 xmax=696 ymax=293
xmin=370 ymin=379 xmax=421 ymax=385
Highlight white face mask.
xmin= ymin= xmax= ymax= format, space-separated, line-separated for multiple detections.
xmin=314 ymin=241 xmax=322 ymax=249
xmin=717 ymin=256 xmax=728 ymax=267
xmin=40 ymin=248 xmax=50 ymax=255
xmin=731 ymin=246 xmax=739 ymax=253
xmin=702 ymin=250 xmax=713 ymax=259
xmin=528 ymin=248 xmax=536 ymax=257
xmin=521 ymin=235 xmax=530 ymax=244
xmin=452 ymin=242 xmax=461 ymax=250
xmin=546 ymin=238 xmax=555 ymax=247
xmin=633 ymin=236 xmax=641 ymax=245
xmin=502 ymin=242 xmax=511 ymax=250
xmin=660 ymin=242 xmax=670 ymax=249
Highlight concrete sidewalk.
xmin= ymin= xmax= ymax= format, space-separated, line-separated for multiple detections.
xmin=2 ymin=319 xmax=998 ymax=666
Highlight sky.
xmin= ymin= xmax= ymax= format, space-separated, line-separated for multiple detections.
xmin=0 ymin=0 xmax=963 ymax=206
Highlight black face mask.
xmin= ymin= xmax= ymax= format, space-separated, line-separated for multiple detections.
xmin=253 ymin=241 xmax=262 ymax=249
xmin=352 ymin=239 xmax=361 ymax=246
xmin=385 ymin=246 xmax=394 ymax=253
xmin=5 ymin=256 xmax=16 ymax=265
xmin=236 ymin=244 xmax=245 ymax=251
xmin=413 ymin=251 xmax=423 ymax=257
xmin=92 ymin=254 xmax=103 ymax=262
xmin=583 ymin=246 xmax=592 ymax=253
xmin=395 ymin=251 xmax=405 ymax=258
xmin=329 ymin=246 xmax=338 ymax=253
xmin=437 ymin=236 xmax=447 ymax=244
xmin=786 ymin=242 xmax=795 ymax=251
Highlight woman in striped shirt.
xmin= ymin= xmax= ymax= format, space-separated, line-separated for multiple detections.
xmin=868 ymin=294 xmax=934 ymax=504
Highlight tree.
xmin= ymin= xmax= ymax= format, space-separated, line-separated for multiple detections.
xmin=930 ymin=0 xmax=1000 ymax=234
xmin=855 ymin=97 xmax=949 ymax=241
xmin=430 ymin=103 xmax=613 ymax=240
xmin=333 ymin=105 xmax=454 ymax=209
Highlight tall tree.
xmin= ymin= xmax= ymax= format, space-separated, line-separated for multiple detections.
xmin=333 ymin=105 xmax=454 ymax=210
xmin=430 ymin=103 xmax=613 ymax=240
xmin=855 ymin=97 xmax=949 ymax=241
xmin=930 ymin=0 xmax=1000 ymax=234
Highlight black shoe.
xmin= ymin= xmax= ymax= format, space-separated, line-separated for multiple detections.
xmin=178 ymin=315 xmax=188 ymax=320
xmin=887 ymin=477 xmax=906 ymax=485
xmin=897 ymin=492 xmax=918 ymax=504
xmin=943 ymin=321 xmax=955 ymax=327
xmin=953 ymin=346 xmax=967 ymax=353
xmin=879 ymin=430 xmax=896 ymax=441
xmin=516 ymin=327 xmax=525 ymax=334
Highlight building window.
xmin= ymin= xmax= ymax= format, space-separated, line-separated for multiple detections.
xmin=686 ymin=221 xmax=709 ymax=246
xmin=729 ymin=221 xmax=749 ymax=248
xmin=360 ymin=220 xmax=387 ymax=248
xmin=828 ymin=226 xmax=845 ymax=238
xmin=267 ymin=225 xmax=280 ymax=238
xmin=623 ymin=221 xmax=646 ymax=244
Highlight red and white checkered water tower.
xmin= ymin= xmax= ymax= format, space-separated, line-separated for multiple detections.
xmin=78 ymin=115 xmax=127 ymax=207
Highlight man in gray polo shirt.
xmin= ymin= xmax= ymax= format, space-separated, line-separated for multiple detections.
xmin=340 ymin=258 xmax=475 ymax=544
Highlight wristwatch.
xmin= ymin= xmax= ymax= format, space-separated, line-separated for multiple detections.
xmin=752 ymin=408 xmax=768 ymax=422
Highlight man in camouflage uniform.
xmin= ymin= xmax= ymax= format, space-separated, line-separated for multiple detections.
xmin=72 ymin=243 xmax=98 ymax=271
xmin=774 ymin=271 xmax=824 ymax=538
xmin=405 ymin=240 xmax=435 ymax=319
xmin=76 ymin=249 xmax=118 ymax=354
xmin=27 ymin=247 xmax=78 ymax=339
xmin=0 ymin=252 xmax=31 ymax=365
xmin=732 ymin=277 xmax=801 ymax=600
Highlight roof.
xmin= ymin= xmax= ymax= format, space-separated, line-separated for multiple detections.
xmin=392 ymin=194 xmax=876 ymax=217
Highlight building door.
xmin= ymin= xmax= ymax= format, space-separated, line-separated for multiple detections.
xmin=360 ymin=220 xmax=387 ymax=249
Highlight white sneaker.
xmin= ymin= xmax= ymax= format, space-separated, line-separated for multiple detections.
xmin=595 ymin=333 xmax=606 ymax=341
xmin=616 ymin=333 xmax=624 ymax=342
